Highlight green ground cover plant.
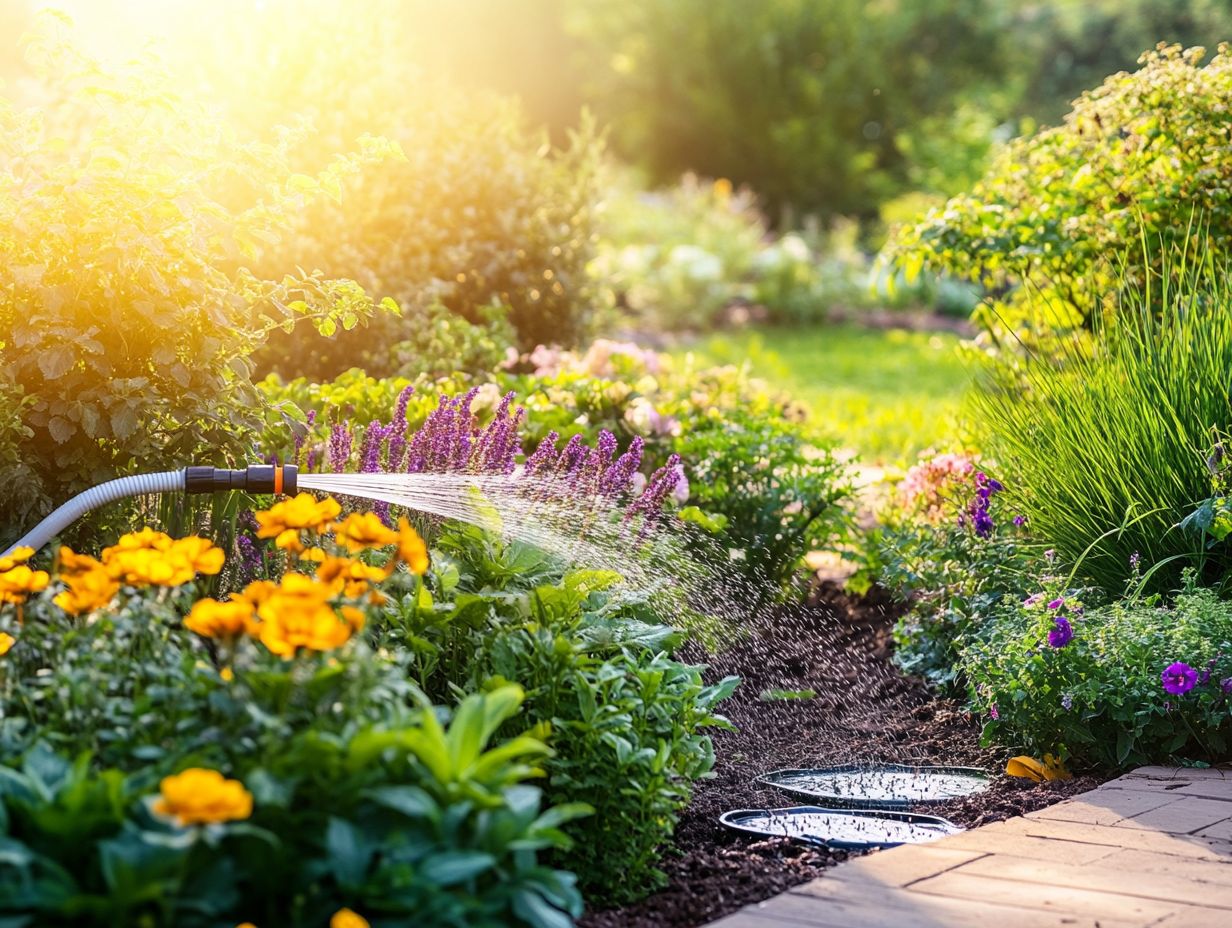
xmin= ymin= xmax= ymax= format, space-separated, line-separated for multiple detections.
xmin=965 ymin=578 xmax=1232 ymax=769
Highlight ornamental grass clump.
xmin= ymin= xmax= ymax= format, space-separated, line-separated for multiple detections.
xmin=970 ymin=246 xmax=1232 ymax=594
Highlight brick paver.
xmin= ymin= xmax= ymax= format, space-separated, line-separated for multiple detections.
xmin=706 ymin=766 xmax=1232 ymax=927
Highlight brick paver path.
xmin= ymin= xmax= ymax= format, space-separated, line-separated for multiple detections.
xmin=709 ymin=765 xmax=1232 ymax=928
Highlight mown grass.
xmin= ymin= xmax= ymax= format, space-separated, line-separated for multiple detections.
xmin=677 ymin=324 xmax=971 ymax=464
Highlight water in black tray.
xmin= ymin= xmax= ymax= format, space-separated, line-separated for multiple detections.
xmin=719 ymin=806 xmax=963 ymax=850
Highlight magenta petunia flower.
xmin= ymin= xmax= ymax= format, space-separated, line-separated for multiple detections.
xmin=1048 ymin=616 xmax=1074 ymax=648
xmin=1047 ymin=598 xmax=1065 ymax=610
xmin=1161 ymin=662 xmax=1199 ymax=695
xmin=989 ymin=704 xmax=999 ymax=720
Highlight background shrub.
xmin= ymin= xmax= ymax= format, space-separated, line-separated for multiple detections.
xmin=890 ymin=44 xmax=1232 ymax=337
xmin=0 ymin=27 xmax=394 ymax=547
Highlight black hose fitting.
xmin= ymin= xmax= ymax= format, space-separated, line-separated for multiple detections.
xmin=184 ymin=464 xmax=298 ymax=496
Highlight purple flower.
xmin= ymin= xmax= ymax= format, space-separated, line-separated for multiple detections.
xmin=1048 ymin=616 xmax=1074 ymax=648
xmin=1013 ymin=514 xmax=1026 ymax=527
xmin=1129 ymin=551 xmax=1141 ymax=570
xmin=600 ymin=436 xmax=644 ymax=496
xmin=1044 ymin=549 xmax=1056 ymax=563
xmin=1023 ymin=593 xmax=1043 ymax=607
xmin=327 ymin=423 xmax=353 ymax=472
xmin=1221 ymin=677 xmax=1232 ymax=694
xmin=524 ymin=431 xmax=561 ymax=475
xmin=1161 ymin=662 xmax=1199 ymax=696
xmin=1061 ymin=693 xmax=1073 ymax=711
xmin=989 ymin=704 xmax=999 ymax=720
xmin=1047 ymin=597 xmax=1065 ymax=610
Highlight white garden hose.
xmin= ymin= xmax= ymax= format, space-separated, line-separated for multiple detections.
xmin=2 ymin=464 xmax=298 ymax=558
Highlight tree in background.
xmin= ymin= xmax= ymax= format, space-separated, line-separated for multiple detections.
xmin=565 ymin=0 xmax=1015 ymax=225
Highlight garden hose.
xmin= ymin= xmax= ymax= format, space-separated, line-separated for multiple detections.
xmin=3 ymin=464 xmax=298 ymax=558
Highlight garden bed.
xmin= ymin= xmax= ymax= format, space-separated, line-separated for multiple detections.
xmin=583 ymin=583 xmax=1101 ymax=928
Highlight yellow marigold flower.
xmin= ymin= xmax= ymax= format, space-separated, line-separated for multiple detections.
xmin=105 ymin=547 xmax=196 ymax=587
xmin=256 ymin=574 xmax=352 ymax=657
xmin=0 ymin=632 xmax=14 ymax=655
xmin=220 ymin=667 xmax=235 ymax=682
xmin=102 ymin=528 xmax=174 ymax=561
xmin=299 ymin=546 xmax=327 ymax=562
xmin=393 ymin=517 xmax=429 ymax=575
xmin=332 ymin=512 xmax=398 ymax=554
xmin=169 ymin=536 xmax=226 ymax=576
xmin=185 ymin=598 xmax=254 ymax=640
xmin=152 ymin=768 xmax=253 ymax=825
xmin=237 ymin=579 xmax=278 ymax=608
xmin=0 ymin=565 xmax=50 ymax=604
xmin=57 ymin=546 xmax=104 ymax=578
xmin=53 ymin=566 xmax=119 ymax=616
xmin=316 ymin=556 xmax=387 ymax=599
xmin=340 ymin=605 xmax=366 ymax=632
xmin=331 ymin=910 xmax=369 ymax=928
xmin=0 ymin=546 xmax=33 ymax=573
xmin=254 ymin=494 xmax=341 ymax=539
xmin=274 ymin=528 xmax=305 ymax=554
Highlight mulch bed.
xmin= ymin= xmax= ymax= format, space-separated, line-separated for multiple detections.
xmin=581 ymin=583 xmax=1101 ymax=928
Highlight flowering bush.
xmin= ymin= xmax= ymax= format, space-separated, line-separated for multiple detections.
xmin=0 ymin=479 xmax=736 ymax=918
xmin=258 ymin=344 xmax=851 ymax=595
xmin=965 ymin=577 xmax=1232 ymax=768
xmin=875 ymin=452 xmax=1033 ymax=688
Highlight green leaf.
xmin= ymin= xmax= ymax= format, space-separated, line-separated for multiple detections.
xmin=418 ymin=850 xmax=496 ymax=885
xmin=325 ymin=816 xmax=373 ymax=889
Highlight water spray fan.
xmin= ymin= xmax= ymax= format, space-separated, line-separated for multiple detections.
xmin=4 ymin=464 xmax=298 ymax=558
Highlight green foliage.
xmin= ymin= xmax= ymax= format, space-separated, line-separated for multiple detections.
xmin=891 ymin=44 xmax=1232 ymax=336
xmin=675 ymin=411 xmax=850 ymax=597
xmin=1009 ymin=0 xmax=1232 ymax=125
xmin=256 ymin=103 xmax=605 ymax=368
xmin=225 ymin=1 xmax=607 ymax=369
xmin=964 ymin=580 xmax=1232 ymax=769
xmin=570 ymin=0 xmax=1013 ymax=221
xmin=968 ymin=252 xmax=1232 ymax=594
xmin=0 ymin=23 xmax=396 ymax=547
xmin=874 ymin=455 xmax=1033 ymax=689
xmin=0 ymin=690 xmax=585 ymax=927
xmin=377 ymin=529 xmax=737 ymax=906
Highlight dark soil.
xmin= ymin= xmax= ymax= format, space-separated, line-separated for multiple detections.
xmin=581 ymin=584 xmax=1102 ymax=928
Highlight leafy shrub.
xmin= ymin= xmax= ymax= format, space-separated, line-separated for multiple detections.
xmin=0 ymin=691 xmax=584 ymax=928
xmin=875 ymin=451 xmax=1033 ymax=688
xmin=965 ymin=578 xmax=1232 ymax=769
xmin=968 ymin=254 xmax=1232 ymax=594
xmin=236 ymin=18 xmax=605 ymax=369
xmin=891 ymin=44 xmax=1232 ymax=336
xmin=0 ymin=24 xmax=395 ymax=547
xmin=675 ymin=410 xmax=850 ymax=597
xmin=379 ymin=547 xmax=737 ymax=906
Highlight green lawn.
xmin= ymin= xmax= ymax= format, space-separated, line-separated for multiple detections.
xmin=677 ymin=324 xmax=973 ymax=465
